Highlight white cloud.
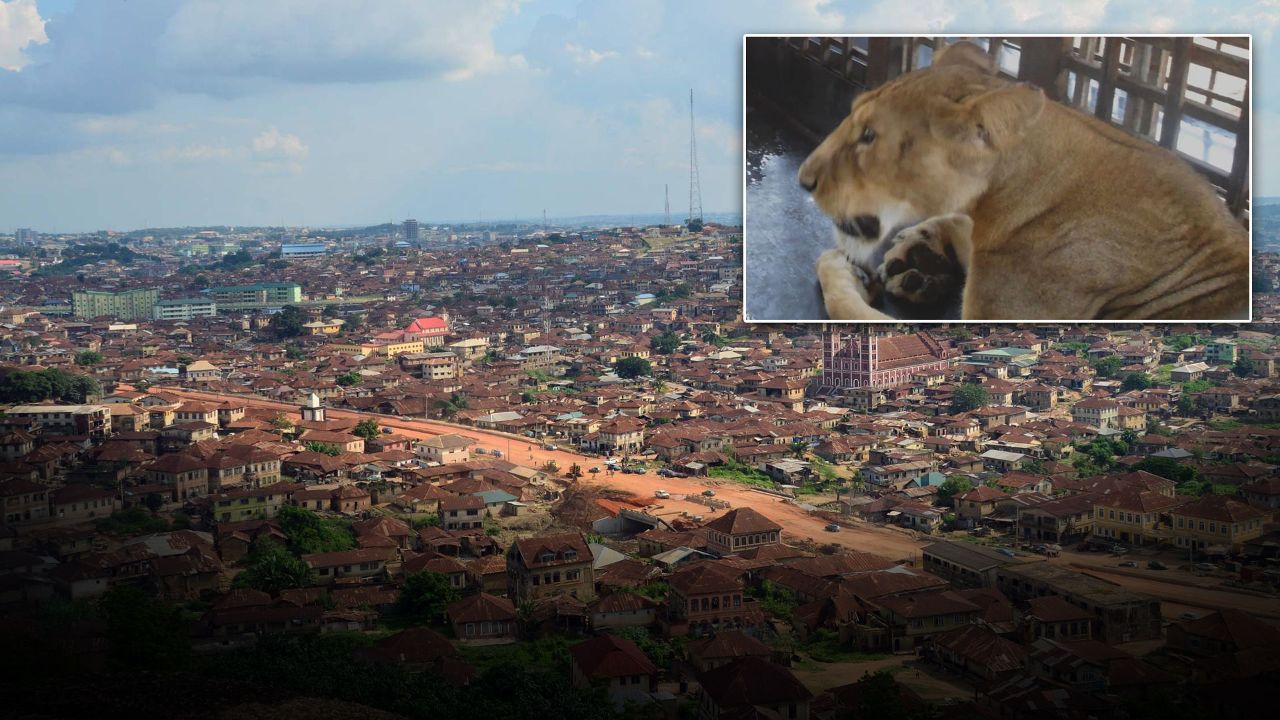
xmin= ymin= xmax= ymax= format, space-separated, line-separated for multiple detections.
xmin=565 ymin=42 xmax=619 ymax=66
xmin=169 ymin=144 xmax=233 ymax=162
xmin=0 ymin=0 xmax=47 ymax=71
xmin=251 ymin=127 xmax=308 ymax=174
xmin=158 ymin=0 xmax=524 ymax=85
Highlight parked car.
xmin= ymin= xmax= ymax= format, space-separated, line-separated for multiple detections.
xmin=997 ymin=548 xmax=1016 ymax=558
xmin=1110 ymin=545 xmax=1128 ymax=555
xmin=541 ymin=443 xmax=558 ymax=450
xmin=490 ymin=450 xmax=503 ymax=458
xmin=1180 ymin=612 xmax=1201 ymax=621
xmin=657 ymin=468 xmax=675 ymax=477
xmin=654 ymin=490 xmax=670 ymax=499
xmin=1195 ymin=562 xmax=1217 ymax=572
xmin=702 ymin=489 xmax=716 ymax=497
xmin=1119 ymin=561 xmax=1138 ymax=568
xmin=381 ymin=427 xmax=393 ymax=434
xmin=474 ymin=448 xmax=486 ymax=455
xmin=824 ymin=523 xmax=841 ymax=532
xmin=1148 ymin=560 xmax=1168 ymax=570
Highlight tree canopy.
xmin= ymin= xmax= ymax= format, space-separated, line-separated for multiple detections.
xmin=951 ymin=383 xmax=989 ymax=413
xmin=614 ymin=356 xmax=652 ymax=379
xmin=397 ymin=571 xmax=459 ymax=624
xmin=232 ymin=538 xmax=314 ymax=593
xmin=270 ymin=305 xmax=306 ymax=338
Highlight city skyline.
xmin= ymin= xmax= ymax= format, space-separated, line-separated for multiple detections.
xmin=0 ymin=0 xmax=1276 ymax=231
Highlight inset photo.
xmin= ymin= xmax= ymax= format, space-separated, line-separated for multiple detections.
xmin=743 ymin=35 xmax=1252 ymax=322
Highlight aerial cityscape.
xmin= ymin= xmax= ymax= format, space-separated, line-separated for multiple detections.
xmin=4 ymin=2 xmax=1280 ymax=720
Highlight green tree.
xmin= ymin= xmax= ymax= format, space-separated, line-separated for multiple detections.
xmin=1133 ymin=456 xmax=1200 ymax=485
xmin=270 ymin=413 xmax=294 ymax=432
xmin=304 ymin=441 xmax=342 ymax=456
xmin=937 ymin=476 xmax=974 ymax=507
xmin=336 ymin=371 xmax=363 ymax=386
xmin=276 ymin=505 xmax=354 ymax=555
xmin=1091 ymin=355 xmax=1124 ymax=378
xmin=232 ymin=538 xmax=314 ymax=593
xmin=176 ymin=353 xmax=195 ymax=366
xmin=99 ymin=586 xmax=191 ymax=671
xmin=353 ymin=418 xmax=381 ymax=441
xmin=397 ymin=571 xmax=459 ymax=624
xmin=74 ymin=350 xmax=103 ymax=366
xmin=614 ymin=356 xmax=652 ymax=379
xmin=1233 ymin=357 xmax=1254 ymax=377
xmin=650 ymin=332 xmax=681 ymax=355
xmin=951 ymin=383 xmax=990 ymax=412
xmin=285 ymin=345 xmax=306 ymax=360
xmin=1120 ymin=372 xmax=1152 ymax=392
xmin=270 ymin=305 xmax=306 ymax=338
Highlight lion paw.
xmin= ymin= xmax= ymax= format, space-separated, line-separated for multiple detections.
xmin=880 ymin=220 xmax=963 ymax=307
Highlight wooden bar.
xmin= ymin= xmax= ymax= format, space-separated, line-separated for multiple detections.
xmin=1159 ymin=38 xmax=1192 ymax=148
xmin=1018 ymin=37 xmax=1071 ymax=102
xmin=1095 ymin=37 xmax=1122 ymax=122
xmin=1228 ymin=85 xmax=1250 ymax=217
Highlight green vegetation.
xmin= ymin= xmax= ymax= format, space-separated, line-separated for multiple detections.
xmin=100 ymin=586 xmax=192 ymax=671
xmin=0 ymin=367 xmax=101 ymax=403
xmin=397 ymin=571 xmax=460 ymax=625
xmin=353 ymin=418 xmax=381 ymax=441
xmin=74 ymin=350 xmax=103 ymax=366
xmin=1090 ymin=355 xmax=1123 ymax=378
xmin=96 ymin=505 xmax=168 ymax=536
xmin=458 ymin=636 xmax=570 ymax=674
xmin=709 ymin=462 xmax=774 ymax=489
xmin=1182 ymin=378 xmax=1214 ymax=394
xmin=269 ymin=304 xmax=306 ymax=337
xmin=749 ymin=580 xmax=798 ymax=619
xmin=336 ymin=371 xmax=363 ymax=386
xmin=951 ymin=382 xmax=990 ymax=412
xmin=613 ymin=356 xmax=652 ymax=379
xmin=276 ymin=505 xmax=355 ymax=555
xmin=33 ymin=242 xmax=154 ymax=276
xmin=1166 ymin=333 xmax=1204 ymax=350
xmin=609 ymin=627 xmax=684 ymax=669
xmin=802 ymin=628 xmax=886 ymax=664
xmin=937 ymin=476 xmax=974 ymax=507
xmin=304 ymin=441 xmax=342 ymax=456
xmin=232 ymin=538 xmax=314 ymax=593
xmin=649 ymin=332 xmax=681 ymax=355
xmin=1053 ymin=341 xmax=1090 ymax=355
xmin=1120 ymin=372 xmax=1152 ymax=391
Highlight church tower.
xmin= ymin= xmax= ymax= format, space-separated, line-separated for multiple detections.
xmin=300 ymin=392 xmax=326 ymax=423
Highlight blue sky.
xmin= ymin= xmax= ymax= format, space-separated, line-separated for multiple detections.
xmin=0 ymin=0 xmax=1275 ymax=232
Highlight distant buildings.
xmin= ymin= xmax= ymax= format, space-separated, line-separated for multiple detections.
xmin=72 ymin=288 xmax=159 ymax=320
xmin=6 ymin=404 xmax=112 ymax=437
xmin=403 ymin=218 xmax=419 ymax=241
xmin=153 ymin=298 xmax=218 ymax=320
xmin=280 ymin=243 xmax=327 ymax=260
xmin=203 ymin=282 xmax=301 ymax=310
xmin=820 ymin=331 xmax=950 ymax=391
xmin=15 ymin=228 xmax=36 ymax=244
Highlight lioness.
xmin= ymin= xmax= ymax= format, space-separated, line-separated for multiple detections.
xmin=800 ymin=41 xmax=1250 ymax=321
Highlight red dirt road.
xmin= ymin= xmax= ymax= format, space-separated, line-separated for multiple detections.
xmin=166 ymin=388 xmax=928 ymax=562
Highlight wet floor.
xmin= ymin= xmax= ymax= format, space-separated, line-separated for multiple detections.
xmin=743 ymin=106 xmax=961 ymax=322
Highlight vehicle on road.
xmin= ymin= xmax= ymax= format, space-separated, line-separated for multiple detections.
xmin=654 ymin=490 xmax=670 ymax=499
xmin=824 ymin=523 xmax=840 ymax=532
xmin=1195 ymin=562 xmax=1217 ymax=572
xmin=997 ymin=548 xmax=1016 ymax=558
xmin=702 ymin=489 xmax=716 ymax=497
xmin=1119 ymin=561 xmax=1138 ymax=568
xmin=1110 ymin=545 xmax=1128 ymax=555
xmin=381 ymin=427 xmax=393 ymax=434
xmin=542 ymin=443 xmax=558 ymax=450
xmin=623 ymin=466 xmax=645 ymax=474
xmin=474 ymin=448 xmax=486 ymax=455
xmin=589 ymin=467 xmax=601 ymax=474
xmin=491 ymin=450 xmax=503 ymax=458
xmin=1180 ymin=612 xmax=1201 ymax=621
xmin=1148 ymin=560 xmax=1168 ymax=570
xmin=658 ymin=468 xmax=676 ymax=477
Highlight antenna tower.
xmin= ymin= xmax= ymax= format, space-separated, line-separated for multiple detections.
xmin=687 ymin=89 xmax=703 ymax=230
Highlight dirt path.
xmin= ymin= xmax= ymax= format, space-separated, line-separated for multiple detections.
xmin=168 ymin=388 xmax=928 ymax=561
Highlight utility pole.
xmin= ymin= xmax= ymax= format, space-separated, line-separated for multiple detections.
xmin=687 ymin=89 xmax=703 ymax=230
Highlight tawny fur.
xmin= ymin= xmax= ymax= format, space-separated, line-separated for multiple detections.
xmin=799 ymin=41 xmax=1250 ymax=321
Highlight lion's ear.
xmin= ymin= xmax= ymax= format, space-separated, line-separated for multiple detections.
xmin=935 ymin=83 xmax=1045 ymax=150
xmin=933 ymin=41 xmax=995 ymax=74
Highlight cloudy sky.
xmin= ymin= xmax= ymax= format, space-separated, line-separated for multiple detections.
xmin=0 ymin=0 xmax=1275 ymax=231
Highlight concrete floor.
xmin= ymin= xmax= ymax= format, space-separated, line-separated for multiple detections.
xmin=744 ymin=107 xmax=831 ymax=322
xmin=744 ymin=106 xmax=961 ymax=322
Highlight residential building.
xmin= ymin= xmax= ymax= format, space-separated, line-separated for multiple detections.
xmin=507 ymin=532 xmax=594 ymax=603
xmin=414 ymin=434 xmax=474 ymax=465
xmin=704 ymin=507 xmax=782 ymax=556
xmin=1092 ymin=490 xmax=1190 ymax=546
xmin=203 ymin=282 xmax=302 ymax=309
xmin=696 ymin=657 xmax=812 ymax=720
xmin=438 ymin=494 xmax=485 ymax=531
xmin=448 ymin=593 xmax=517 ymax=644
xmin=569 ymin=634 xmax=658 ymax=709
xmin=153 ymin=298 xmax=218 ymax=320
xmin=72 ymin=288 xmax=158 ymax=320
xmin=1 ymin=478 xmax=50 ymax=527
xmin=5 ymin=404 xmax=111 ymax=437
xmin=995 ymin=562 xmax=1162 ymax=643
xmin=1170 ymin=495 xmax=1269 ymax=554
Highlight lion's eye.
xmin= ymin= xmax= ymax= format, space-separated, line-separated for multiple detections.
xmin=859 ymin=127 xmax=876 ymax=145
